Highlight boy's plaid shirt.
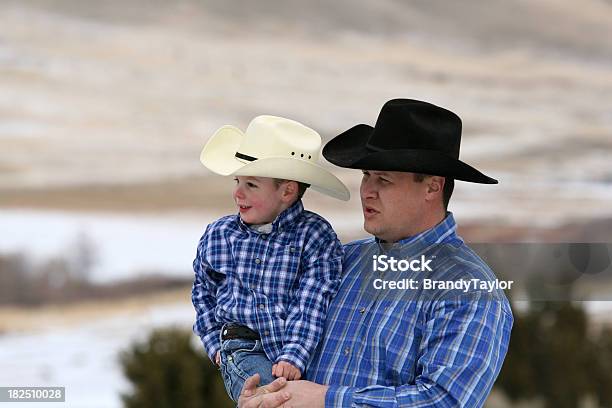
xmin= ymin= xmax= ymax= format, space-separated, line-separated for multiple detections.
xmin=192 ymin=200 xmax=342 ymax=372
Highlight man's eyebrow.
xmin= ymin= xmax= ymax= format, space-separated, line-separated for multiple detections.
xmin=370 ymin=171 xmax=393 ymax=177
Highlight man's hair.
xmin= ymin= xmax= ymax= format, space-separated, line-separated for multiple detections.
xmin=273 ymin=179 xmax=310 ymax=200
xmin=413 ymin=173 xmax=454 ymax=210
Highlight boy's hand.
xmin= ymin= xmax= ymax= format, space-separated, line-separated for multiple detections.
xmin=272 ymin=361 xmax=302 ymax=380
xmin=215 ymin=351 xmax=221 ymax=366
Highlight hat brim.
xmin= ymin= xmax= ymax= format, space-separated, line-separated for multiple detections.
xmin=200 ymin=125 xmax=245 ymax=176
xmin=235 ymin=158 xmax=350 ymax=201
xmin=323 ymin=124 xmax=498 ymax=184
xmin=201 ymin=125 xmax=351 ymax=201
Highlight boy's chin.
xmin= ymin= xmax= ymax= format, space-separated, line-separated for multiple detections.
xmin=239 ymin=213 xmax=275 ymax=225
xmin=239 ymin=214 xmax=259 ymax=225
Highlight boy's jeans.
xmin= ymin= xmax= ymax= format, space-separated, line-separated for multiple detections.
xmin=219 ymin=337 xmax=275 ymax=402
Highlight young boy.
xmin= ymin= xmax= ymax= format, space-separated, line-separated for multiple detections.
xmin=191 ymin=115 xmax=350 ymax=401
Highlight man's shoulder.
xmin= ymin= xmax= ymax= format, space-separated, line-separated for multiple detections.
xmin=430 ymin=242 xmax=514 ymax=314
xmin=455 ymin=243 xmax=494 ymax=273
xmin=434 ymin=241 xmax=495 ymax=278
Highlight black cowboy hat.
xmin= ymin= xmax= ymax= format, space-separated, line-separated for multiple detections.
xmin=322 ymin=99 xmax=498 ymax=184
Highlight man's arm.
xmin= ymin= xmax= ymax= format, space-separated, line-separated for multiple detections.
xmin=250 ymin=295 xmax=513 ymax=408
xmin=328 ymin=296 xmax=512 ymax=407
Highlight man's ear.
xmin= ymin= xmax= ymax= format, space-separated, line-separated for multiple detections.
xmin=425 ymin=176 xmax=444 ymax=201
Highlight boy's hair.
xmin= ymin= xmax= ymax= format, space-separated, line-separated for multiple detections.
xmin=273 ymin=179 xmax=310 ymax=200
xmin=413 ymin=173 xmax=454 ymax=210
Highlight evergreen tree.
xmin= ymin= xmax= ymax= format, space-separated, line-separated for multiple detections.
xmin=120 ymin=327 xmax=232 ymax=408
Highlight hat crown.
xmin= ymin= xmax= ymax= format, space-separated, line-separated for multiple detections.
xmin=238 ymin=115 xmax=321 ymax=163
xmin=366 ymin=99 xmax=462 ymax=159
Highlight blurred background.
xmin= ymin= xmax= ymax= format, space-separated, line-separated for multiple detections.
xmin=1 ymin=0 xmax=611 ymax=406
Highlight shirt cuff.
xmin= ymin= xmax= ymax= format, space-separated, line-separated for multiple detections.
xmin=201 ymin=330 xmax=221 ymax=363
xmin=276 ymin=342 xmax=310 ymax=373
xmin=325 ymin=385 xmax=356 ymax=408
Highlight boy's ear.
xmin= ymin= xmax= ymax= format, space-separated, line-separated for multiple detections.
xmin=280 ymin=181 xmax=299 ymax=202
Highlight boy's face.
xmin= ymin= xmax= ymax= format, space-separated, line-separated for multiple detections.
xmin=233 ymin=176 xmax=291 ymax=224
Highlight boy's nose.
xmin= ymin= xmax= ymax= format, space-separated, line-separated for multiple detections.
xmin=233 ymin=185 xmax=245 ymax=200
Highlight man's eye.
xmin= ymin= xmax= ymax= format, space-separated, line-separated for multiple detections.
xmin=247 ymin=182 xmax=257 ymax=188
xmin=362 ymin=170 xmax=370 ymax=177
xmin=380 ymin=178 xmax=390 ymax=184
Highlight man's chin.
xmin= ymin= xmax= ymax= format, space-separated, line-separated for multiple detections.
xmin=363 ymin=221 xmax=378 ymax=237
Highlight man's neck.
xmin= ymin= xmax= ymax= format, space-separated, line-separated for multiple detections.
xmin=382 ymin=210 xmax=446 ymax=243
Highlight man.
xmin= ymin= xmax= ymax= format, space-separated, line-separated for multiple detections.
xmin=238 ymin=99 xmax=513 ymax=408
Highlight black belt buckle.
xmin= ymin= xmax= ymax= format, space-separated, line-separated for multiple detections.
xmin=222 ymin=324 xmax=260 ymax=341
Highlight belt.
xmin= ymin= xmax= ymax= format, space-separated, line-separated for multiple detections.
xmin=221 ymin=324 xmax=260 ymax=341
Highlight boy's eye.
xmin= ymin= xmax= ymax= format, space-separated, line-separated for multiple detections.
xmin=246 ymin=182 xmax=257 ymax=188
xmin=233 ymin=178 xmax=239 ymax=183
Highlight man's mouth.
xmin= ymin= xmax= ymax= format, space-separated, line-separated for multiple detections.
xmin=363 ymin=206 xmax=380 ymax=216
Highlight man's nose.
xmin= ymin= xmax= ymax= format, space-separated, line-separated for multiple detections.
xmin=360 ymin=177 xmax=378 ymax=199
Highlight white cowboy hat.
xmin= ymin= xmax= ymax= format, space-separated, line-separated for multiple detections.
xmin=200 ymin=115 xmax=350 ymax=201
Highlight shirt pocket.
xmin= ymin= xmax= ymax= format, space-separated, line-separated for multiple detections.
xmin=262 ymin=241 xmax=302 ymax=295
xmin=362 ymin=304 xmax=420 ymax=385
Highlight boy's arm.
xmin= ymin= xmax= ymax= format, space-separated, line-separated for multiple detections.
xmin=191 ymin=229 xmax=225 ymax=364
xmin=276 ymin=230 xmax=342 ymax=373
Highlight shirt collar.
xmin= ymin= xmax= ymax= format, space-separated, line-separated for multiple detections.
xmin=374 ymin=212 xmax=459 ymax=247
xmin=237 ymin=199 xmax=304 ymax=233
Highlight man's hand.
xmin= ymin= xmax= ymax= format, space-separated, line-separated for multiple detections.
xmin=215 ymin=351 xmax=221 ymax=366
xmin=238 ymin=374 xmax=291 ymax=408
xmin=278 ymin=380 xmax=328 ymax=408
xmin=272 ymin=361 xmax=302 ymax=380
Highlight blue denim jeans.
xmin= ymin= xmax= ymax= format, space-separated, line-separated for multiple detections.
xmin=219 ymin=337 xmax=275 ymax=402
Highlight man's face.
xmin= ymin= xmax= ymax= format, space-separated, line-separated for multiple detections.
xmin=360 ymin=170 xmax=430 ymax=242
xmin=233 ymin=176 xmax=287 ymax=224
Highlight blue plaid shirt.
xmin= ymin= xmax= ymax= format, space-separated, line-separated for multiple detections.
xmin=306 ymin=213 xmax=513 ymax=407
xmin=192 ymin=200 xmax=342 ymax=372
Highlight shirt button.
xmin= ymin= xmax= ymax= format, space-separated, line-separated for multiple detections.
xmin=359 ymin=307 xmax=366 ymax=314
xmin=344 ymin=347 xmax=350 ymax=355
xmin=264 ymin=330 xmax=270 ymax=336
xmin=255 ymin=258 xmax=261 ymax=264
xmin=259 ymin=304 xmax=265 ymax=310
xmin=261 ymin=235 xmax=267 ymax=240
xmin=289 ymin=247 xmax=295 ymax=253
